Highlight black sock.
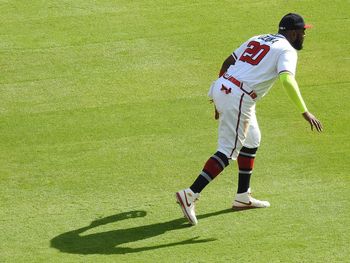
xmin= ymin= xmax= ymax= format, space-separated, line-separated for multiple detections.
xmin=237 ymin=174 xmax=251 ymax=194
xmin=237 ymin=147 xmax=258 ymax=194
xmin=190 ymin=176 xmax=210 ymax=194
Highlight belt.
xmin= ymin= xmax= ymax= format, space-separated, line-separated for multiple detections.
xmin=222 ymin=73 xmax=257 ymax=99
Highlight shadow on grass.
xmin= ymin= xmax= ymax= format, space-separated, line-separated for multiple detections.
xmin=50 ymin=208 xmax=235 ymax=255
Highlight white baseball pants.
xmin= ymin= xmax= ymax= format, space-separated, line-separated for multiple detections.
xmin=208 ymin=78 xmax=261 ymax=160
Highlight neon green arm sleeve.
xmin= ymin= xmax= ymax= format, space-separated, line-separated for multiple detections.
xmin=279 ymin=72 xmax=308 ymax=113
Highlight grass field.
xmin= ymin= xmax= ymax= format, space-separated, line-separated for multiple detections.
xmin=1 ymin=0 xmax=349 ymax=262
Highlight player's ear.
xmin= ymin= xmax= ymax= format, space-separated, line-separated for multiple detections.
xmin=290 ymin=30 xmax=298 ymax=41
xmin=285 ymin=30 xmax=297 ymax=42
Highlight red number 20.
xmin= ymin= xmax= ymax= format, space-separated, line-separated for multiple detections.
xmin=239 ymin=41 xmax=270 ymax=66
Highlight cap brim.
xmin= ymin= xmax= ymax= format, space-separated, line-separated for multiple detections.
xmin=304 ymin=24 xmax=313 ymax=29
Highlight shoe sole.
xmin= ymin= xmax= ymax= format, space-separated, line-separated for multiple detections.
xmin=175 ymin=192 xmax=196 ymax=225
xmin=232 ymin=201 xmax=270 ymax=210
xmin=232 ymin=205 xmax=259 ymax=211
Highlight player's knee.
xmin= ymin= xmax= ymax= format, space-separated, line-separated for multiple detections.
xmin=214 ymin=151 xmax=230 ymax=167
xmin=240 ymin=146 xmax=258 ymax=155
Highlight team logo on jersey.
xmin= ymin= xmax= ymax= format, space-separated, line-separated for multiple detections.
xmin=221 ymin=85 xmax=232 ymax=94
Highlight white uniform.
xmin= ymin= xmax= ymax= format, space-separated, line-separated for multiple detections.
xmin=208 ymin=34 xmax=298 ymax=160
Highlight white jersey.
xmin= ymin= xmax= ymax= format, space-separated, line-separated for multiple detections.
xmin=226 ymin=34 xmax=297 ymax=99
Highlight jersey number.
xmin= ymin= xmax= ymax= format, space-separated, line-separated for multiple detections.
xmin=239 ymin=41 xmax=270 ymax=65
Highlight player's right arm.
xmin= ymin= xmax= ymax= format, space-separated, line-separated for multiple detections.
xmin=219 ymin=38 xmax=256 ymax=77
xmin=219 ymin=54 xmax=236 ymax=77
xmin=215 ymin=53 xmax=238 ymax=120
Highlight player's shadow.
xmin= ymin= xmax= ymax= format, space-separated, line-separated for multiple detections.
xmin=50 ymin=208 xmax=234 ymax=255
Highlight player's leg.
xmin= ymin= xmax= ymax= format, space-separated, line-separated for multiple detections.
xmin=191 ymin=81 xmax=246 ymax=192
xmin=236 ymin=111 xmax=260 ymax=194
xmin=176 ymin=80 xmax=240 ymax=225
xmin=175 ymin=151 xmax=229 ymax=225
xmin=233 ymin=112 xmax=270 ymax=209
xmin=237 ymin=146 xmax=258 ymax=194
xmin=190 ymin=151 xmax=229 ymax=193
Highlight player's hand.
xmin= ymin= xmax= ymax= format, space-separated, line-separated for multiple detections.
xmin=215 ymin=108 xmax=219 ymax=120
xmin=210 ymin=100 xmax=219 ymax=120
xmin=302 ymin=112 xmax=323 ymax=132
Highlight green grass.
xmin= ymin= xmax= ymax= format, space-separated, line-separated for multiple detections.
xmin=1 ymin=0 xmax=349 ymax=262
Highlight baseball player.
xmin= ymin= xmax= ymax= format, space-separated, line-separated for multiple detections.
xmin=175 ymin=13 xmax=323 ymax=225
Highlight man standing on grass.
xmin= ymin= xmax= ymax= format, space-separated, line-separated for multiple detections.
xmin=175 ymin=13 xmax=323 ymax=225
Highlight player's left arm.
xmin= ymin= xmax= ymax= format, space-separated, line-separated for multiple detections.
xmin=279 ymin=72 xmax=323 ymax=132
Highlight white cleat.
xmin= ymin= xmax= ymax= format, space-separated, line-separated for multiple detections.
xmin=175 ymin=188 xmax=200 ymax=225
xmin=232 ymin=188 xmax=270 ymax=210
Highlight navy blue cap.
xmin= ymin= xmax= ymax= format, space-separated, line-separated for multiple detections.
xmin=279 ymin=13 xmax=312 ymax=30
